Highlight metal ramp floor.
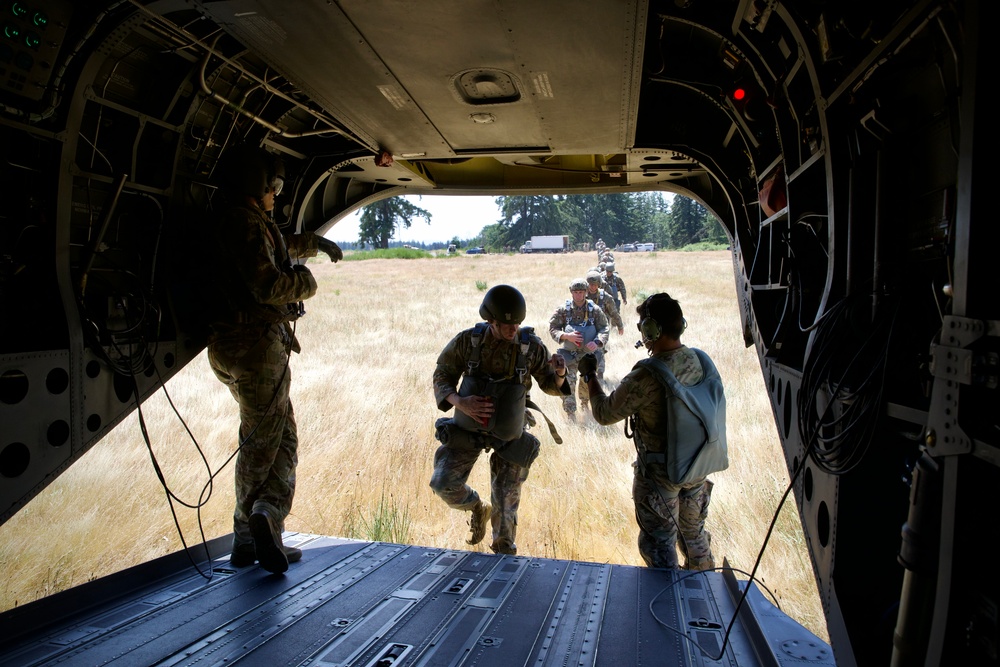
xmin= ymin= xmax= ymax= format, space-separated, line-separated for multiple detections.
xmin=0 ymin=534 xmax=832 ymax=666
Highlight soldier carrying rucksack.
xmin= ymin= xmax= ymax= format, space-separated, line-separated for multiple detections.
xmin=580 ymin=293 xmax=727 ymax=571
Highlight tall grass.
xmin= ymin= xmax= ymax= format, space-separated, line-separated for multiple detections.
xmin=0 ymin=250 xmax=828 ymax=641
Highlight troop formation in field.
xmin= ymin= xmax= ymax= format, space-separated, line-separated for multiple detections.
xmin=429 ymin=240 xmax=729 ymax=572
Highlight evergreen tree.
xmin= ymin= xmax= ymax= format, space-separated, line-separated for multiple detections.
xmin=495 ymin=195 xmax=566 ymax=247
xmin=626 ymin=192 xmax=668 ymax=244
xmin=358 ymin=197 xmax=432 ymax=248
xmin=665 ymin=196 xmax=710 ymax=248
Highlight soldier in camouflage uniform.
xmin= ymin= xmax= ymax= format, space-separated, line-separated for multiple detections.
xmin=431 ymin=285 xmax=569 ymax=555
xmin=585 ymin=271 xmax=623 ymax=381
xmin=548 ymin=278 xmax=610 ymax=418
xmin=208 ymin=145 xmax=343 ymax=574
xmin=582 ymin=293 xmax=718 ymax=571
xmin=603 ymin=262 xmax=627 ymax=312
xmin=586 ymin=264 xmax=609 ymax=290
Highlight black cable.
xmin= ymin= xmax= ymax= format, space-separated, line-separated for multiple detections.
xmin=797 ymin=293 xmax=899 ymax=475
xmin=645 ymin=432 xmax=815 ymax=661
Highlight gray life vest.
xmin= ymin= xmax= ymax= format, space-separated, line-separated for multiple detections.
xmin=561 ymin=300 xmax=598 ymax=352
xmin=453 ymin=323 xmax=532 ymax=441
xmin=630 ymin=349 xmax=729 ymax=484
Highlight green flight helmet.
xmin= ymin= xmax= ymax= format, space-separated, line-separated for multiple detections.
xmin=480 ymin=284 xmax=526 ymax=324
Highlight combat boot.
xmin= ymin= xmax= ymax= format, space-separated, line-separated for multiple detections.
xmin=490 ymin=537 xmax=516 ymax=555
xmin=250 ymin=508 xmax=289 ymax=574
xmin=467 ymin=501 xmax=491 ymax=545
xmin=230 ymin=543 xmax=301 ymax=568
xmin=230 ymin=543 xmax=256 ymax=568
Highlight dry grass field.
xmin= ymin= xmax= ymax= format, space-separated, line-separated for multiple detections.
xmin=0 ymin=249 xmax=829 ymax=641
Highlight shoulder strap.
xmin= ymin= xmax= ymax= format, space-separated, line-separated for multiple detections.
xmin=515 ymin=326 xmax=534 ymax=381
xmin=467 ymin=322 xmax=490 ymax=374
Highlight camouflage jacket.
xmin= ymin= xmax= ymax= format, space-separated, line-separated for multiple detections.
xmin=210 ymin=203 xmax=321 ymax=332
xmin=590 ymin=346 xmax=705 ymax=452
xmin=603 ymin=273 xmax=627 ymax=304
xmin=548 ymin=299 xmax=610 ymax=347
xmin=585 ymin=289 xmax=623 ymax=330
xmin=434 ymin=325 xmax=569 ymax=411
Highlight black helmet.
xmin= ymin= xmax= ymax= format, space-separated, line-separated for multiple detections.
xmin=216 ymin=145 xmax=285 ymax=201
xmin=480 ymin=285 xmax=526 ymax=324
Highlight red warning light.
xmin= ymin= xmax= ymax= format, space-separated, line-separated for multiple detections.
xmin=733 ymin=88 xmax=746 ymax=101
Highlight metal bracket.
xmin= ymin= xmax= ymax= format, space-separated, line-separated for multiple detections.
xmin=926 ymin=316 xmax=998 ymax=457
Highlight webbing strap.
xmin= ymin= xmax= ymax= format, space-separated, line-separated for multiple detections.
xmin=526 ymin=398 xmax=562 ymax=444
xmin=467 ymin=322 xmax=528 ymax=380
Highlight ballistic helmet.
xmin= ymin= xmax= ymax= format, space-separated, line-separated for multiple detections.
xmin=216 ymin=145 xmax=285 ymax=201
xmin=480 ymin=285 xmax=526 ymax=324
xmin=569 ymin=277 xmax=588 ymax=291
xmin=586 ymin=271 xmax=601 ymax=284
xmin=605 ymin=262 xmax=615 ymax=272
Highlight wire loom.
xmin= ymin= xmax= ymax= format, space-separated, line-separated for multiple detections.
xmin=798 ymin=293 xmax=900 ymax=475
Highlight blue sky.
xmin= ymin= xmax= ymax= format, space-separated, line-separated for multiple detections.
xmin=325 ymin=195 xmax=502 ymax=245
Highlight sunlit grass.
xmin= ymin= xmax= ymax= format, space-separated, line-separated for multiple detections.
xmin=0 ymin=250 xmax=828 ymax=640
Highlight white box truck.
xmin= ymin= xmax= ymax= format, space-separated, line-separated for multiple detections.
xmin=521 ymin=235 xmax=570 ymax=253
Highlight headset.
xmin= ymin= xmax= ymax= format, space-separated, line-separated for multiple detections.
xmin=637 ymin=293 xmax=687 ymax=344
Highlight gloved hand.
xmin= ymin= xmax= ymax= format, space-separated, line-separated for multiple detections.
xmin=317 ymin=238 xmax=343 ymax=263
xmin=577 ymin=353 xmax=598 ymax=378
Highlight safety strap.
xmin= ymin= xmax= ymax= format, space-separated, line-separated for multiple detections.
xmin=467 ymin=322 xmax=529 ymax=381
xmin=527 ymin=398 xmax=563 ymax=444
xmin=565 ymin=299 xmax=595 ymax=326
xmin=467 ymin=323 xmax=562 ymax=444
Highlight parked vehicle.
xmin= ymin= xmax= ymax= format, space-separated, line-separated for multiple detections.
xmin=521 ymin=235 xmax=570 ymax=253
xmin=466 ymin=246 xmax=484 ymax=254
xmin=636 ymin=242 xmax=655 ymax=252
xmin=620 ymin=243 xmax=637 ymax=252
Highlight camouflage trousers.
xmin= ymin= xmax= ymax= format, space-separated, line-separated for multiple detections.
xmin=209 ymin=327 xmax=298 ymax=550
xmin=429 ymin=442 xmax=529 ymax=554
xmin=633 ymin=464 xmax=714 ymax=570
xmin=556 ymin=348 xmax=604 ymax=414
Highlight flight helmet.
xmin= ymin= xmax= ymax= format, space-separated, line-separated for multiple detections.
xmin=216 ymin=145 xmax=285 ymax=201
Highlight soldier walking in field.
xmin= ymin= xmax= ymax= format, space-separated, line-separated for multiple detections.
xmin=585 ymin=271 xmax=623 ymax=382
xmin=548 ymin=278 xmax=610 ymax=419
xmin=430 ymin=285 xmax=569 ymax=555
xmin=603 ymin=262 xmax=627 ymax=312
xmin=207 ymin=145 xmax=343 ymax=573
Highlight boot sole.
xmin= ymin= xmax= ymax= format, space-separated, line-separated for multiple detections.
xmin=250 ymin=512 xmax=289 ymax=574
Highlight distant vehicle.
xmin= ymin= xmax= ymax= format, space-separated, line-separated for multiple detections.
xmin=447 ymin=244 xmax=456 ymax=254
xmin=466 ymin=246 xmax=484 ymax=254
xmin=521 ymin=235 xmax=569 ymax=253
xmin=636 ymin=242 xmax=655 ymax=252
xmin=620 ymin=243 xmax=637 ymax=252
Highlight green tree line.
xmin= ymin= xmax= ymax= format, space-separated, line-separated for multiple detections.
xmin=354 ymin=193 xmax=726 ymax=251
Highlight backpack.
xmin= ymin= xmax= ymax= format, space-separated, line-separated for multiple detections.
xmin=633 ymin=348 xmax=728 ymax=484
